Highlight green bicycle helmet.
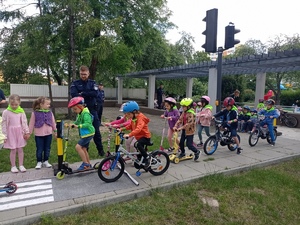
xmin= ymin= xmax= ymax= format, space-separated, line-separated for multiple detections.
xmin=180 ymin=98 xmax=193 ymax=107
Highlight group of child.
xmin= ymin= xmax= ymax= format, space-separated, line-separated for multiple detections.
xmin=1 ymin=95 xmax=56 ymax=173
xmin=2 ymin=92 xmax=279 ymax=173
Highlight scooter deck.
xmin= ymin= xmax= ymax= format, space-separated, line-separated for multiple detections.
xmin=169 ymin=153 xmax=194 ymax=164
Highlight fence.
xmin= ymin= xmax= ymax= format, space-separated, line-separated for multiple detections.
xmin=10 ymin=84 xmax=146 ymax=99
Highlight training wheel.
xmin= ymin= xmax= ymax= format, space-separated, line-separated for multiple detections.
xmin=174 ymin=157 xmax=180 ymax=164
xmin=56 ymin=171 xmax=65 ymax=180
xmin=93 ymin=162 xmax=100 ymax=169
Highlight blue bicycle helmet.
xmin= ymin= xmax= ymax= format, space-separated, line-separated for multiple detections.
xmin=243 ymin=105 xmax=251 ymax=111
xmin=122 ymin=101 xmax=140 ymax=113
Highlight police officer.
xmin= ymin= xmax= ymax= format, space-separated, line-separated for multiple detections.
xmin=70 ymin=65 xmax=104 ymax=156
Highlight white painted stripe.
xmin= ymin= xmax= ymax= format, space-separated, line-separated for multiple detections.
xmin=0 ymin=196 xmax=54 ymax=211
xmin=15 ymin=179 xmax=52 ymax=187
xmin=0 ymin=190 xmax=53 ymax=203
xmin=16 ymin=184 xmax=53 ymax=194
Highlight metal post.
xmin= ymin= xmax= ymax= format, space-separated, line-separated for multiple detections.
xmin=216 ymin=47 xmax=223 ymax=112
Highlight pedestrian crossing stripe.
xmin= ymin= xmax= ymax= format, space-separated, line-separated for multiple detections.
xmin=0 ymin=179 xmax=54 ymax=212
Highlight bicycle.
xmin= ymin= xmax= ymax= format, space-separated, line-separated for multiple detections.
xmin=248 ymin=115 xmax=278 ymax=147
xmin=98 ymin=130 xmax=170 ymax=183
xmin=203 ymin=118 xmax=240 ymax=155
xmin=278 ymin=109 xmax=298 ymax=128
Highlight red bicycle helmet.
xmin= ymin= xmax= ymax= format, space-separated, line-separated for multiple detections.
xmin=223 ymin=97 xmax=235 ymax=107
xmin=68 ymin=97 xmax=84 ymax=108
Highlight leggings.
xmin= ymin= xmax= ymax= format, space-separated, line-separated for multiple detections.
xmin=10 ymin=148 xmax=24 ymax=167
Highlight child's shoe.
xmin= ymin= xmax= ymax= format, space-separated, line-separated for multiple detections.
xmin=11 ymin=166 xmax=18 ymax=173
xmin=77 ymin=162 xmax=92 ymax=171
xmin=194 ymin=150 xmax=201 ymax=161
xmin=178 ymin=152 xmax=186 ymax=158
xmin=271 ymin=142 xmax=275 ymax=146
xmin=19 ymin=165 xmax=27 ymax=172
xmin=237 ymin=147 xmax=243 ymax=155
xmin=35 ymin=162 xmax=42 ymax=169
xmin=143 ymin=156 xmax=152 ymax=169
xmin=43 ymin=161 xmax=52 ymax=168
xmin=197 ymin=142 xmax=203 ymax=147
xmin=167 ymin=147 xmax=175 ymax=152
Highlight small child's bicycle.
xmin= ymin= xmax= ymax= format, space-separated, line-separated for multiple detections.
xmin=98 ymin=130 xmax=170 ymax=183
xmin=248 ymin=115 xmax=278 ymax=147
xmin=0 ymin=181 xmax=17 ymax=194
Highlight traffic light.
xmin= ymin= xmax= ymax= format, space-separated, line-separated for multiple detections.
xmin=202 ymin=8 xmax=218 ymax=53
xmin=224 ymin=24 xmax=240 ymax=49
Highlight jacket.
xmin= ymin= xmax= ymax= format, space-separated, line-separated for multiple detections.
xmin=163 ymin=107 xmax=180 ymax=129
xmin=258 ymin=107 xmax=280 ymax=124
xmin=74 ymin=107 xmax=95 ymax=138
xmin=214 ymin=105 xmax=238 ymax=129
xmin=125 ymin=113 xmax=151 ymax=140
xmin=197 ymin=104 xmax=213 ymax=127
xmin=70 ymin=79 xmax=98 ymax=111
xmin=174 ymin=109 xmax=196 ymax=136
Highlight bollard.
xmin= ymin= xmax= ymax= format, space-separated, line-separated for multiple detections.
xmin=273 ymin=118 xmax=276 ymax=126
xmin=56 ymin=120 xmax=64 ymax=175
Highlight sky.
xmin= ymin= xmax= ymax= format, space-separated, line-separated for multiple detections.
xmin=166 ymin=0 xmax=300 ymax=51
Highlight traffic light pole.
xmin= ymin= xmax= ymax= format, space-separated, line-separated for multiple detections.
xmin=216 ymin=46 xmax=223 ymax=112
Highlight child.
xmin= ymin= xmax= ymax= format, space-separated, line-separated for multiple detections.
xmin=196 ymin=96 xmax=213 ymax=147
xmin=237 ymin=106 xmax=243 ymax=132
xmin=0 ymin=116 xmax=5 ymax=150
xmin=241 ymin=105 xmax=251 ymax=132
xmin=257 ymin=99 xmax=265 ymax=112
xmin=160 ymin=97 xmax=180 ymax=152
xmin=258 ymin=99 xmax=280 ymax=146
xmin=173 ymin=98 xmax=201 ymax=161
xmin=120 ymin=101 xmax=152 ymax=168
xmin=68 ymin=96 xmax=95 ymax=171
xmin=29 ymin=97 xmax=57 ymax=169
xmin=105 ymin=103 xmax=136 ymax=153
xmin=2 ymin=94 xmax=30 ymax=173
xmin=213 ymin=97 xmax=242 ymax=154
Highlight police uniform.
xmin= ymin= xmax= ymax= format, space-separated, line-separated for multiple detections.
xmin=70 ymin=79 xmax=104 ymax=156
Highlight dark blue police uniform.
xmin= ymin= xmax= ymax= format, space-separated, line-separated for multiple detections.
xmin=70 ymin=79 xmax=104 ymax=156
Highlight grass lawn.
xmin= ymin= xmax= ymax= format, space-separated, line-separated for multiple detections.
xmin=34 ymin=158 xmax=300 ymax=225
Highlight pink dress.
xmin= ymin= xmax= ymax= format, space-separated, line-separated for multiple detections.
xmin=2 ymin=110 xmax=29 ymax=149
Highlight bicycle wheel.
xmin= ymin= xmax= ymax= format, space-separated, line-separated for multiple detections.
xmin=248 ymin=130 xmax=259 ymax=147
xmin=98 ymin=156 xmax=124 ymax=183
xmin=149 ymin=151 xmax=170 ymax=176
xmin=267 ymin=129 xmax=277 ymax=144
xmin=227 ymin=134 xmax=240 ymax=151
xmin=284 ymin=116 xmax=298 ymax=128
xmin=5 ymin=183 xmax=17 ymax=194
xmin=203 ymin=136 xmax=218 ymax=155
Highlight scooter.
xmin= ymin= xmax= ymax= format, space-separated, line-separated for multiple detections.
xmin=169 ymin=132 xmax=194 ymax=164
xmin=0 ymin=181 xmax=17 ymax=194
xmin=54 ymin=121 xmax=100 ymax=180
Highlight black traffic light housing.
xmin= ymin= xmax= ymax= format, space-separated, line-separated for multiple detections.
xmin=202 ymin=8 xmax=218 ymax=53
xmin=224 ymin=24 xmax=240 ymax=50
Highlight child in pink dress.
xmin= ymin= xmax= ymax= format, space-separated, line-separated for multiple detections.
xmin=29 ymin=97 xmax=56 ymax=169
xmin=104 ymin=103 xmax=136 ymax=152
xmin=2 ymin=94 xmax=30 ymax=173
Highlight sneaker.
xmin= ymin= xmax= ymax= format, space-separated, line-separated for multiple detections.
xmin=167 ymin=147 xmax=175 ymax=152
xmin=144 ymin=156 xmax=152 ymax=169
xmin=35 ymin=162 xmax=42 ymax=169
xmin=271 ymin=142 xmax=275 ymax=146
xmin=178 ymin=153 xmax=186 ymax=158
xmin=77 ymin=162 xmax=92 ymax=171
xmin=197 ymin=142 xmax=203 ymax=147
xmin=194 ymin=150 xmax=201 ymax=161
xmin=98 ymin=150 xmax=105 ymax=157
xmin=11 ymin=166 xmax=18 ymax=173
xmin=19 ymin=165 xmax=27 ymax=172
xmin=43 ymin=161 xmax=52 ymax=168
xmin=237 ymin=147 xmax=243 ymax=155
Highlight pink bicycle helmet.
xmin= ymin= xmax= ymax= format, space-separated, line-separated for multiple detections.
xmin=164 ymin=97 xmax=176 ymax=105
xmin=68 ymin=97 xmax=84 ymax=108
xmin=201 ymin=95 xmax=210 ymax=103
